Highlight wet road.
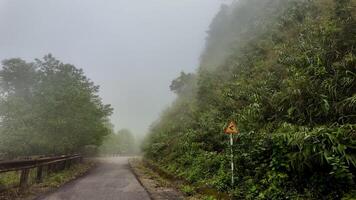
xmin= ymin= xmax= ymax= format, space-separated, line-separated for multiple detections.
xmin=37 ymin=157 xmax=151 ymax=200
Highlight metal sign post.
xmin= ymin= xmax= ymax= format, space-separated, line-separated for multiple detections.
xmin=224 ymin=121 xmax=239 ymax=188
xmin=230 ymin=133 xmax=234 ymax=186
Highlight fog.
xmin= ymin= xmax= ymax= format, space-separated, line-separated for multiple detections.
xmin=0 ymin=0 xmax=355 ymax=198
xmin=0 ymin=0 xmax=223 ymax=136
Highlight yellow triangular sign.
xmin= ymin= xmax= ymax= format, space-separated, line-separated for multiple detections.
xmin=224 ymin=121 xmax=239 ymax=134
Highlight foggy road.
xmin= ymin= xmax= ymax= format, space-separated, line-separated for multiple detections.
xmin=37 ymin=157 xmax=151 ymax=200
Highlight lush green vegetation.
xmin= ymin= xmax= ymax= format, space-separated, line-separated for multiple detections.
xmin=0 ymin=55 xmax=113 ymax=158
xmin=99 ymin=128 xmax=138 ymax=155
xmin=143 ymin=0 xmax=356 ymax=199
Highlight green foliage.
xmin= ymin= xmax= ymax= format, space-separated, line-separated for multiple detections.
xmin=180 ymin=185 xmax=195 ymax=196
xmin=143 ymin=0 xmax=356 ymax=199
xmin=0 ymin=54 xmax=113 ymax=157
xmin=99 ymin=129 xmax=137 ymax=155
xmin=0 ymin=171 xmax=19 ymax=188
xmin=202 ymin=196 xmax=217 ymax=200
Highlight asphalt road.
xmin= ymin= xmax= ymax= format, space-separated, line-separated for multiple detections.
xmin=37 ymin=157 xmax=151 ymax=200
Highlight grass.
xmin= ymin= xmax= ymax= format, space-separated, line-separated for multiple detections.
xmin=0 ymin=161 xmax=95 ymax=200
xmin=39 ymin=162 xmax=94 ymax=188
xmin=130 ymin=158 xmax=224 ymax=200
xmin=0 ymin=171 xmax=20 ymax=189
xmin=180 ymin=185 xmax=195 ymax=196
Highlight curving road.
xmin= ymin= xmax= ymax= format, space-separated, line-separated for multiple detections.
xmin=37 ymin=157 xmax=151 ymax=200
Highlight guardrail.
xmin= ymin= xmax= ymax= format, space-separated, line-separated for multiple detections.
xmin=0 ymin=154 xmax=82 ymax=192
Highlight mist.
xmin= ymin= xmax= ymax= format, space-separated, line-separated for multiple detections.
xmin=0 ymin=0 xmax=355 ymax=199
xmin=0 ymin=0 xmax=223 ymax=137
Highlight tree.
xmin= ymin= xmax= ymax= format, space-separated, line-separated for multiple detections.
xmin=0 ymin=55 xmax=113 ymax=157
xmin=99 ymin=129 xmax=136 ymax=155
xmin=116 ymin=129 xmax=136 ymax=154
xmin=169 ymin=72 xmax=196 ymax=98
xmin=0 ymin=59 xmax=38 ymax=157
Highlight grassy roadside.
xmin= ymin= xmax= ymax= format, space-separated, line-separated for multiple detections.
xmin=0 ymin=161 xmax=95 ymax=200
xmin=129 ymin=158 xmax=228 ymax=200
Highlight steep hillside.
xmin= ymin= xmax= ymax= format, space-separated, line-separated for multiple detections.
xmin=143 ymin=0 xmax=356 ymax=199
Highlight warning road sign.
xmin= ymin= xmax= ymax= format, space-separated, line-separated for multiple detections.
xmin=224 ymin=121 xmax=239 ymax=134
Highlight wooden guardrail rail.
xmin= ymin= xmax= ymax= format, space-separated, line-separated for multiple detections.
xmin=0 ymin=154 xmax=82 ymax=192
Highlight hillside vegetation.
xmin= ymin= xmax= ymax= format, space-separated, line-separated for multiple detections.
xmin=143 ymin=0 xmax=356 ymax=199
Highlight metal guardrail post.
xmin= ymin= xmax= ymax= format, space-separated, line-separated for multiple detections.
xmin=47 ymin=164 xmax=52 ymax=174
xmin=66 ymin=159 xmax=72 ymax=169
xmin=19 ymin=169 xmax=30 ymax=192
xmin=61 ymin=160 xmax=66 ymax=170
xmin=36 ymin=166 xmax=43 ymax=183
